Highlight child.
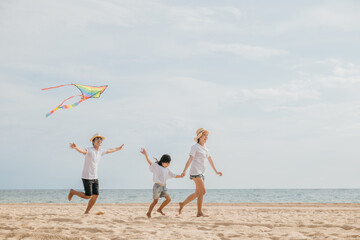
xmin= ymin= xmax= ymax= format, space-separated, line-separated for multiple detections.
xmin=67 ymin=133 xmax=124 ymax=214
xmin=140 ymin=148 xmax=183 ymax=218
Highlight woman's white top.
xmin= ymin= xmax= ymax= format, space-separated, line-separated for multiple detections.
xmin=189 ymin=143 xmax=210 ymax=175
xmin=149 ymin=163 xmax=176 ymax=185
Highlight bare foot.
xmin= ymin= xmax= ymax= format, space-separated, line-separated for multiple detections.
xmin=157 ymin=209 xmax=165 ymax=215
xmin=84 ymin=211 xmax=89 ymax=214
xmin=178 ymin=202 xmax=184 ymax=214
xmin=68 ymin=189 xmax=74 ymax=201
xmin=146 ymin=212 xmax=151 ymax=218
xmin=197 ymin=212 xmax=208 ymax=217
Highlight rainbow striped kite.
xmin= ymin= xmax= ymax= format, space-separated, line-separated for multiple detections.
xmin=42 ymin=84 xmax=108 ymax=117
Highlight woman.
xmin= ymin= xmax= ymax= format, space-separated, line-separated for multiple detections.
xmin=179 ymin=128 xmax=222 ymax=217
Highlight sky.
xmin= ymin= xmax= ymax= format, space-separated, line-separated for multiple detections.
xmin=1 ymin=0 xmax=360 ymax=189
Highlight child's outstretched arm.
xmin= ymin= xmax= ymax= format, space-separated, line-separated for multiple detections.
xmin=140 ymin=148 xmax=152 ymax=166
xmin=181 ymin=155 xmax=194 ymax=177
xmin=208 ymin=156 xmax=222 ymax=176
xmin=69 ymin=143 xmax=87 ymax=155
xmin=175 ymin=174 xmax=184 ymax=178
xmin=106 ymin=144 xmax=124 ymax=154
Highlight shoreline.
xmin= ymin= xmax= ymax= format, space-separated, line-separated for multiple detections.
xmin=1 ymin=203 xmax=359 ymax=239
xmin=2 ymin=202 xmax=360 ymax=206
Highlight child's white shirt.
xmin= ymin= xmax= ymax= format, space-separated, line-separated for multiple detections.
xmin=189 ymin=143 xmax=210 ymax=175
xmin=82 ymin=147 xmax=107 ymax=179
xmin=149 ymin=163 xmax=176 ymax=185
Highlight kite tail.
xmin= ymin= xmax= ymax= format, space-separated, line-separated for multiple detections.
xmin=46 ymin=108 xmax=60 ymax=117
xmin=42 ymin=84 xmax=74 ymax=91
xmin=45 ymin=95 xmax=83 ymax=117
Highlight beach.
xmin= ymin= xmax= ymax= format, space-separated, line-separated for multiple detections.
xmin=1 ymin=203 xmax=359 ymax=240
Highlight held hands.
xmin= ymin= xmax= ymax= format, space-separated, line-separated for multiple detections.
xmin=216 ymin=171 xmax=223 ymax=176
xmin=69 ymin=143 xmax=77 ymax=149
xmin=181 ymin=172 xmax=186 ymax=177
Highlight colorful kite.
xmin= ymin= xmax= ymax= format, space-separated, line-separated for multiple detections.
xmin=42 ymin=84 xmax=108 ymax=117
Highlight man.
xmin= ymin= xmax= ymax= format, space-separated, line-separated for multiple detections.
xmin=68 ymin=133 xmax=124 ymax=214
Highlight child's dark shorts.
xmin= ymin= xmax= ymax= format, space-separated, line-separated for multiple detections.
xmin=82 ymin=178 xmax=99 ymax=196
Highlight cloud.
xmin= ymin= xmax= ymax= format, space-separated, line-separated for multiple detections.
xmin=301 ymin=2 xmax=360 ymax=32
xmin=301 ymin=59 xmax=360 ymax=88
xmin=1 ymin=1 xmax=360 ymax=188
xmin=201 ymin=42 xmax=288 ymax=60
xmin=166 ymin=6 xmax=245 ymax=33
xmin=102 ymin=76 xmax=239 ymax=120
xmin=239 ymin=79 xmax=320 ymax=103
xmin=0 ymin=1 xmax=248 ymax=80
xmin=244 ymin=2 xmax=360 ymax=37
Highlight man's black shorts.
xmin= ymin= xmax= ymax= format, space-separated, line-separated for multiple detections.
xmin=82 ymin=178 xmax=99 ymax=196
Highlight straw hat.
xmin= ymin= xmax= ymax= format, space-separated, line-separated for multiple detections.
xmin=194 ymin=128 xmax=209 ymax=142
xmin=90 ymin=133 xmax=105 ymax=142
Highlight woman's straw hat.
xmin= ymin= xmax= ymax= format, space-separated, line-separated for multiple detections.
xmin=90 ymin=133 xmax=105 ymax=142
xmin=194 ymin=128 xmax=209 ymax=142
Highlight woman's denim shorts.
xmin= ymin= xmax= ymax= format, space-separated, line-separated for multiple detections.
xmin=189 ymin=174 xmax=205 ymax=181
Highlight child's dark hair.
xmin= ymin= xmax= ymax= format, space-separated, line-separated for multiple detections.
xmin=155 ymin=154 xmax=171 ymax=166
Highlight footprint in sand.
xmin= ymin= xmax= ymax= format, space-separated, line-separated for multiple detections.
xmin=197 ymin=227 xmax=211 ymax=231
xmin=51 ymin=218 xmax=82 ymax=224
xmin=112 ymin=219 xmax=126 ymax=223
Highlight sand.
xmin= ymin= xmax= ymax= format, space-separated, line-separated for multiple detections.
xmin=1 ymin=203 xmax=359 ymax=240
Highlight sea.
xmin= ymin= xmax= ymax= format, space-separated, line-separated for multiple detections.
xmin=1 ymin=189 xmax=359 ymax=203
